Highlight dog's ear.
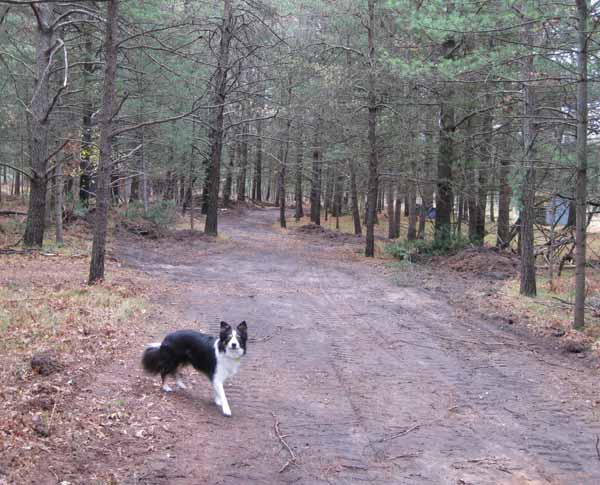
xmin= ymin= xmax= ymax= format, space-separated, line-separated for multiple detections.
xmin=220 ymin=321 xmax=231 ymax=332
xmin=237 ymin=321 xmax=247 ymax=334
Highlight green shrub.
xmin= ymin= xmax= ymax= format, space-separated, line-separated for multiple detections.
xmin=73 ymin=200 xmax=89 ymax=219
xmin=386 ymin=233 xmax=470 ymax=260
xmin=125 ymin=200 xmax=177 ymax=229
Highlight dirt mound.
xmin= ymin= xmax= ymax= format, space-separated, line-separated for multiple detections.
xmin=436 ymin=247 xmax=519 ymax=279
xmin=30 ymin=351 xmax=63 ymax=376
xmin=169 ymin=230 xmax=216 ymax=242
xmin=118 ymin=219 xmax=166 ymax=239
xmin=294 ymin=224 xmax=363 ymax=244
xmin=296 ymin=223 xmax=327 ymax=234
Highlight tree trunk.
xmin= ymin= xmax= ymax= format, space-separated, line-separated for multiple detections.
xmin=394 ymin=183 xmax=402 ymax=238
xmin=265 ymin=160 xmax=272 ymax=202
xmin=237 ymin=105 xmax=249 ymax=202
xmin=140 ymin=128 xmax=149 ymax=213
xmin=15 ymin=130 xmax=22 ymax=196
xmin=489 ymin=150 xmax=496 ymax=223
xmin=574 ymin=0 xmax=589 ymax=328
xmin=324 ymin=163 xmax=334 ymax=222
xmin=386 ymin=183 xmax=395 ymax=239
xmin=496 ymin=154 xmax=511 ymax=248
xmin=294 ymin=129 xmax=304 ymax=220
xmin=189 ymin=153 xmax=195 ymax=230
xmin=80 ymin=26 xmax=95 ymax=206
xmin=435 ymin=101 xmax=455 ymax=241
xmin=253 ymin=118 xmax=263 ymax=202
xmin=89 ymin=0 xmax=119 ymax=284
xmin=24 ymin=4 xmax=54 ymax=247
xmin=223 ymin=138 xmax=235 ymax=206
xmin=407 ymin=178 xmax=417 ymax=241
xmin=204 ymin=0 xmax=233 ymax=236
xmin=519 ymin=26 xmax=537 ymax=297
xmin=457 ymin=189 xmax=464 ymax=237
xmin=333 ymin=170 xmax=343 ymax=218
xmin=475 ymin=100 xmax=493 ymax=244
xmin=349 ymin=159 xmax=361 ymax=235
xmin=365 ymin=0 xmax=378 ymax=257
xmin=310 ymin=121 xmax=322 ymax=225
xmin=434 ymin=40 xmax=457 ymax=242
xmin=55 ymin=160 xmax=63 ymax=244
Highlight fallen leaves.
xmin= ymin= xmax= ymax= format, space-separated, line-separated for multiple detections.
xmin=0 ymin=251 xmax=160 ymax=483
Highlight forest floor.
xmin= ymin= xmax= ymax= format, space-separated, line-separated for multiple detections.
xmin=3 ymin=207 xmax=600 ymax=484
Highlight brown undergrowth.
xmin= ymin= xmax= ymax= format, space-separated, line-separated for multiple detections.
xmin=0 ymin=208 xmax=189 ymax=483
xmin=421 ymin=247 xmax=600 ymax=361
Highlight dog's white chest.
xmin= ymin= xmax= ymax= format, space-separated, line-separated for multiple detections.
xmin=215 ymin=357 xmax=240 ymax=382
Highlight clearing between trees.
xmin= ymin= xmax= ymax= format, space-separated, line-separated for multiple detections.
xmin=3 ymin=208 xmax=600 ymax=484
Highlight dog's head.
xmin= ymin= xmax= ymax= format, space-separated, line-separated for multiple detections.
xmin=219 ymin=321 xmax=247 ymax=359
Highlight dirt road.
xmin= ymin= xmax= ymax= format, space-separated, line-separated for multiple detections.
xmin=52 ymin=209 xmax=600 ymax=484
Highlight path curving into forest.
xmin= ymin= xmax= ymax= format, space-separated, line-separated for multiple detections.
xmin=55 ymin=208 xmax=600 ymax=484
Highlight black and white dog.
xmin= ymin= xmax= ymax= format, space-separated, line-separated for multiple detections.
xmin=142 ymin=321 xmax=247 ymax=416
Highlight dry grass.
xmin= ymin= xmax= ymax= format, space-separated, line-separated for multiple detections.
xmin=0 ymin=195 xmax=181 ymax=482
xmin=0 ymin=247 xmax=158 ymax=481
xmin=496 ymin=270 xmax=600 ymax=344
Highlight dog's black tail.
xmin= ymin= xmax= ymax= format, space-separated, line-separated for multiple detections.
xmin=142 ymin=344 xmax=162 ymax=374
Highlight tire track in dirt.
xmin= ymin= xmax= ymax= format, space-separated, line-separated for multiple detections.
xmin=309 ymin=253 xmax=600 ymax=483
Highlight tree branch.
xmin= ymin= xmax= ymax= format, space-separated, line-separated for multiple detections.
xmin=0 ymin=162 xmax=32 ymax=180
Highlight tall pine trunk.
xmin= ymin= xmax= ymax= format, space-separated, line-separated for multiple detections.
xmin=294 ymin=128 xmax=304 ymax=219
xmin=24 ymin=4 xmax=54 ymax=247
xmin=574 ymin=0 xmax=589 ymax=327
xmin=349 ymin=160 xmax=362 ymax=235
xmin=237 ymin=103 xmax=249 ymax=202
xmin=365 ymin=0 xmax=378 ymax=257
xmin=496 ymin=155 xmax=511 ymax=248
xmin=252 ymin=101 xmax=263 ymax=202
xmin=386 ymin=183 xmax=395 ymax=239
xmin=88 ymin=0 xmax=119 ymax=284
xmin=80 ymin=27 xmax=95 ymax=205
xmin=310 ymin=121 xmax=322 ymax=225
xmin=434 ymin=38 xmax=457 ymax=242
xmin=55 ymin=160 xmax=63 ymax=244
xmin=519 ymin=25 xmax=537 ymax=297
xmin=223 ymin=138 xmax=236 ymax=206
xmin=204 ymin=0 xmax=233 ymax=236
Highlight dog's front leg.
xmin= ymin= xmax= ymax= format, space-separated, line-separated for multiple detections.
xmin=175 ymin=373 xmax=187 ymax=389
xmin=213 ymin=380 xmax=231 ymax=417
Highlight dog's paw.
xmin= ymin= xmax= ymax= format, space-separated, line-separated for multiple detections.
xmin=161 ymin=384 xmax=173 ymax=392
xmin=214 ymin=396 xmax=222 ymax=406
xmin=176 ymin=380 xmax=187 ymax=390
xmin=222 ymin=407 xmax=232 ymax=417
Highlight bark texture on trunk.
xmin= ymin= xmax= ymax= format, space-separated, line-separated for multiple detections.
xmin=294 ymin=130 xmax=304 ymax=220
xmin=574 ymin=0 xmax=589 ymax=327
xmin=237 ymin=103 xmax=249 ymax=202
xmin=386 ymin=183 xmax=395 ymax=239
xmin=519 ymin=26 xmax=537 ymax=297
xmin=223 ymin=139 xmax=236 ymax=206
xmin=80 ymin=27 xmax=95 ymax=205
xmin=204 ymin=0 xmax=233 ymax=236
xmin=349 ymin=160 xmax=362 ymax=235
xmin=55 ymin=160 xmax=63 ymax=244
xmin=89 ymin=0 xmax=119 ymax=284
xmin=24 ymin=4 xmax=54 ymax=247
xmin=434 ymin=38 xmax=457 ymax=242
xmin=310 ymin=121 xmax=322 ymax=225
xmin=365 ymin=0 xmax=378 ymax=257
xmin=253 ymin=117 xmax=263 ymax=201
xmin=496 ymin=155 xmax=511 ymax=248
